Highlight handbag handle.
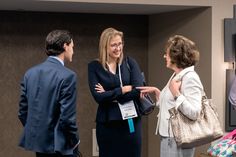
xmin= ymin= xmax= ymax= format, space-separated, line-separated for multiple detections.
xmin=222 ymin=129 xmax=236 ymax=140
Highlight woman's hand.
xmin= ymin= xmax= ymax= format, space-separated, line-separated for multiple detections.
xmin=169 ymin=79 xmax=181 ymax=98
xmin=95 ymin=83 xmax=132 ymax=94
xmin=136 ymin=86 xmax=160 ymax=101
xmin=95 ymin=83 xmax=105 ymax=93
xmin=121 ymin=85 xmax=132 ymax=94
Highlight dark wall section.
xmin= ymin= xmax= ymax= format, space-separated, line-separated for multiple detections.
xmin=0 ymin=11 xmax=148 ymax=157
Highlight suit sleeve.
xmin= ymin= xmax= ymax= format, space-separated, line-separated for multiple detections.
xmin=18 ymin=76 xmax=28 ymax=126
xmin=117 ymin=57 xmax=143 ymax=104
xmin=58 ymin=73 xmax=79 ymax=146
xmin=88 ymin=62 xmax=122 ymax=104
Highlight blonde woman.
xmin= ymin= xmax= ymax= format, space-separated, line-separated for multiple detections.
xmin=88 ymin=28 xmax=143 ymax=157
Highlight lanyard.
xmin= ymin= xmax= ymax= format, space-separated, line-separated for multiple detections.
xmin=118 ymin=64 xmax=135 ymax=133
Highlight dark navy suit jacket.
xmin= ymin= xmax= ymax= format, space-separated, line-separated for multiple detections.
xmin=88 ymin=56 xmax=143 ymax=123
xmin=18 ymin=57 xmax=79 ymax=155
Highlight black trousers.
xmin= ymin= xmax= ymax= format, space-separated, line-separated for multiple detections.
xmin=36 ymin=152 xmax=75 ymax=157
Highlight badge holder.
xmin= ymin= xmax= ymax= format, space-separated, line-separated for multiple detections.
xmin=118 ymin=64 xmax=137 ymax=133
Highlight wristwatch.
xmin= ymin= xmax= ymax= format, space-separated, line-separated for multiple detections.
xmin=174 ymin=93 xmax=181 ymax=101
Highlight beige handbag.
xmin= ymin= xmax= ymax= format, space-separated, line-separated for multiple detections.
xmin=169 ymin=94 xmax=223 ymax=148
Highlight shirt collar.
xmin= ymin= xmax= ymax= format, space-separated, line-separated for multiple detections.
xmin=173 ymin=66 xmax=195 ymax=81
xmin=49 ymin=56 xmax=64 ymax=66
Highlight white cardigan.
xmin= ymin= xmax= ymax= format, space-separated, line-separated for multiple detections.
xmin=155 ymin=66 xmax=203 ymax=137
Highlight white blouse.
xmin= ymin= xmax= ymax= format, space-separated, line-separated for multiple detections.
xmin=155 ymin=66 xmax=204 ymax=137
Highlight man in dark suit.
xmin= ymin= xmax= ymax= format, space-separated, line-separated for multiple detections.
xmin=18 ymin=30 xmax=80 ymax=157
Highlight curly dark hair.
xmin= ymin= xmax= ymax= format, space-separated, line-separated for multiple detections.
xmin=165 ymin=35 xmax=200 ymax=69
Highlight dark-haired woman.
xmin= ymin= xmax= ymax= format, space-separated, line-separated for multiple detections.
xmin=138 ymin=35 xmax=204 ymax=157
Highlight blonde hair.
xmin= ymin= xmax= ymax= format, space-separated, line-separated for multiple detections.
xmin=99 ymin=27 xmax=124 ymax=70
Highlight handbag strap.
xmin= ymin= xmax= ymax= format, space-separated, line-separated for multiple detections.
xmin=180 ymin=71 xmax=206 ymax=97
xmin=125 ymin=56 xmax=146 ymax=86
xmin=118 ymin=64 xmax=123 ymax=87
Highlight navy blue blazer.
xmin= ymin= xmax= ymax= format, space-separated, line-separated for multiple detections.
xmin=18 ymin=57 xmax=79 ymax=155
xmin=88 ymin=56 xmax=143 ymax=123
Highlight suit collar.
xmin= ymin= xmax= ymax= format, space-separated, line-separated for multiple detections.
xmin=46 ymin=57 xmax=64 ymax=66
xmin=49 ymin=56 xmax=64 ymax=66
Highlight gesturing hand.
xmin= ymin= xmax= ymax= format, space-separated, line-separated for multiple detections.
xmin=136 ymin=86 xmax=160 ymax=101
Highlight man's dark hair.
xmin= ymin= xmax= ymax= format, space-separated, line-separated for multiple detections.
xmin=45 ymin=30 xmax=72 ymax=56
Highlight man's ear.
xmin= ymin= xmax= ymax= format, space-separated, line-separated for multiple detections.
xmin=63 ymin=43 xmax=68 ymax=52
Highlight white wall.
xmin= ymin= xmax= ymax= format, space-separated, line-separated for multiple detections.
xmin=211 ymin=0 xmax=236 ymax=131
